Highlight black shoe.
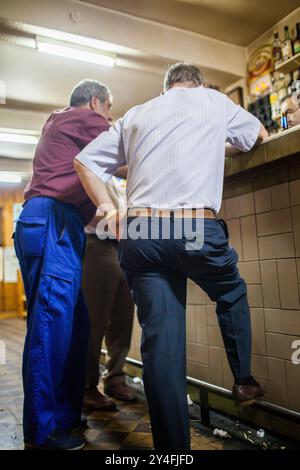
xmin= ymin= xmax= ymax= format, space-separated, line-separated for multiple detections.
xmin=24 ymin=429 xmax=86 ymax=450
xmin=66 ymin=417 xmax=88 ymax=433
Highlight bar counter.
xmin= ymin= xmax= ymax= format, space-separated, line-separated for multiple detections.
xmin=225 ymin=124 xmax=300 ymax=178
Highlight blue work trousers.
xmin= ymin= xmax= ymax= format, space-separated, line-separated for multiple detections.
xmin=119 ymin=217 xmax=251 ymax=451
xmin=14 ymin=196 xmax=89 ymax=445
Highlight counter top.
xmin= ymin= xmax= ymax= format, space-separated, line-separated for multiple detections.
xmin=225 ymin=124 xmax=300 ymax=178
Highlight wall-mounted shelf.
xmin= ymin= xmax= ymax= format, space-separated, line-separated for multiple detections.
xmin=275 ymin=52 xmax=300 ymax=74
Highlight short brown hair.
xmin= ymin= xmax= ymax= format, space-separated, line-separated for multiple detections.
xmin=163 ymin=63 xmax=203 ymax=93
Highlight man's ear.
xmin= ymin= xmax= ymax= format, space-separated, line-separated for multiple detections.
xmin=90 ymin=95 xmax=99 ymax=110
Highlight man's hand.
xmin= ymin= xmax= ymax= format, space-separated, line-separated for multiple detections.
xmin=94 ymin=208 xmax=125 ymax=240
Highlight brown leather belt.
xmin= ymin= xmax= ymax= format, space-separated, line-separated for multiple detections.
xmin=127 ymin=207 xmax=216 ymax=219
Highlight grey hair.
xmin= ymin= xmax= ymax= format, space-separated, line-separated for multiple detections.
xmin=163 ymin=63 xmax=204 ymax=93
xmin=69 ymin=79 xmax=112 ymax=107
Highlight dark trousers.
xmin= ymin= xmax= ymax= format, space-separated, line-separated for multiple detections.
xmin=82 ymin=235 xmax=134 ymax=389
xmin=14 ymin=197 xmax=89 ymax=445
xmin=119 ymin=217 xmax=251 ymax=451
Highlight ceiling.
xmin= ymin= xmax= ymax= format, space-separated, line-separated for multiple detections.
xmin=81 ymin=0 xmax=300 ymax=46
xmin=0 ymin=0 xmax=300 ymax=168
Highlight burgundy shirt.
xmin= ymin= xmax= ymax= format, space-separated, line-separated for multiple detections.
xmin=24 ymin=107 xmax=109 ymax=224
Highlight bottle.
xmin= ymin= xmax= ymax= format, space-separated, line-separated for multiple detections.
xmin=270 ymin=76 xmax=280 ymax=120
xmin=277 ymin=73 xmax=287 ymax=102
xmin=273 ymin=31 xmax=282 ymax=68
xmin=293 ymin=23 xmax=300 ymax=55
xmin=282 ymin=26 xmax=293 ymax=61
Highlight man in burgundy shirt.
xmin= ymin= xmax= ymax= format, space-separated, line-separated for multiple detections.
xmin=14 ymin=80 xmax=113 ymax=450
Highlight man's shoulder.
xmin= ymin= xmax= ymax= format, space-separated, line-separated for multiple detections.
xmin=50 ymin=107 xmax=108 ymax=126
xmin=124 ymin=95 xmax=162 ymax=120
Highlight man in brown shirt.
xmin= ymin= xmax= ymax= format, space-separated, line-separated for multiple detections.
xmin=14 ymin=80 xmax=113 ymax=450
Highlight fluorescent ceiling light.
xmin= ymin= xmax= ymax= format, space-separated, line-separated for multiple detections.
xmin=36 ymin=37 xmax=116 ymax=67
xmin=0 ymin=172 xmax=22 ymax=183
xmin=0 ymin=132 xmax=39 ymax=145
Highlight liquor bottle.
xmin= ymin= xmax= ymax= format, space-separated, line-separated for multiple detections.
xmin=277 ymin=73 xmax=287 ymax=102
xmin=273 ymin=31 xmax=282 ymax=68
xmin=287 ymin=72 xmax=294 ymax=95
xmin=270 ymin=76 xmax=281 ymax=120
xmin=282 ymin=26 xmax=293 ymax=61
xmin=293 ymin=23 xmax=300 ymax=55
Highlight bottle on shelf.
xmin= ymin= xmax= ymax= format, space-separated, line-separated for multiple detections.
xmin=270 ymin=76 xmax=281 ymax=121
xmin=282 ymin=25 xmax=293 ymax=61
xmin=293 ymin=22 xmax=300 ymax=55
xmin=277 ymin=73 xmax=288 ymax=102
xmin=273 ymin=31 xmax=283 ymax=68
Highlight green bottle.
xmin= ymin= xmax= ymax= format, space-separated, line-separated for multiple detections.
xmin=293 ymin=23 xmax=300 ymax=55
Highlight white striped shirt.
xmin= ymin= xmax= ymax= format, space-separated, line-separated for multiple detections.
xmin=76 ymin=87 xmax=260 ymax=214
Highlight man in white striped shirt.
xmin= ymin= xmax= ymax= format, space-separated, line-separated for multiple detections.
xmin=74 ymin=63 xmax=268 ymax=451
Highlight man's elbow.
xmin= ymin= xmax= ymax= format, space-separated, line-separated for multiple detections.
xmin=256 ymin=124 xmax=268 ymax=145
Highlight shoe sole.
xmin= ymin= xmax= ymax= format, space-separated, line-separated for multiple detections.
xmin=24 ymin=442 xmax=86 ymax=451
xmin=234 ymin=398 xmax=256 ymax=407
xmin=234 ymin=392 xmax=265 ymax=407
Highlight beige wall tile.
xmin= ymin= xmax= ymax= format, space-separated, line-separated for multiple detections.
xmin=270 ymin=183 xmax=290 ymax=210
xmin=206 ymin=304 xmax=218 ymax=326
xmin=254 ymin=188 xmax=272 ymax=214
xmin=187 ymin=283 xmax=206 ymax=305
xmin=247 ymin=285 xmax=263 ymax=307
xmin=265 ymin=309 xmax=300 ymax=335
xmin=195 ymin=305 xmax=208 ymax=344
xmin=292 ymin=205 xmax=300 ymax=257
xmin=251 ymin=354 xmax=268 ymax=379
xmin=238 ymin=261 xmax=261 ymax=284
xmin=208 ymin=325 xmax=223 ymax=348
xmin=225 ymin=192 xmax=255 ymax=219
xmin=256 ymin=208 xmax=292 ymax=236
xmin=260 ymin=260 xmax=280 ymax=308
xmin=277 ymin=259 xmax=300 ymax=309
xmin=266 ymin=333 xmax=299 ymax=360
xmin=186 ymin=305 xmax=196 ymax=342
xmin=227 ymin=218 xmax=243 ymax=261
xmin=208 ymin=346 xmax=224 ymax=387
xmin=187 ymin=361 xmax=209 ymax=381
xmin=240 ymin=215 xmax=259 ymax=261
xmin=250 ymin=308 xmax=266 ymax=355
xmin=286 ymin=361 xmax=300 ymax=412
xmin=258 ymin=233 xmax=295 ymax=259
xmin=290 ymin=179 xmax=300 ymax=206
xmin=186 ymin=342 xmax=209 ymax=364
xmin=267 ymin=357 xmax=288 ymax=407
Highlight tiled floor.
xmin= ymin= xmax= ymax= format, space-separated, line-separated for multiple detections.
xmin=0 ymin=317 xmax=249 ymax=450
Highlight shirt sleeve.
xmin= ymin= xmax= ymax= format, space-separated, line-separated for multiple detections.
xmin=75 ymin=118 xmax=126 ymax=183
xmin=225 ymin=96 xmax=261 ymax=152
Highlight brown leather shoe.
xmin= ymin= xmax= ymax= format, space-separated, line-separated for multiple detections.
xmin=83 ymin=388 xmax=116 ymax=411
xmin=104 ymin=382 xmax=138 ymax=402
xmin=232 ymin=383 xmax=265 ymax=407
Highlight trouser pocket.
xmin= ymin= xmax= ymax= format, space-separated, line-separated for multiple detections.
xmin=15 ymin=216 xmax=47 ymax=256
xmin=218 ymin=218 xmax=229 ymax=239
xmin=38 ymin=263 xmax=76 ymax=321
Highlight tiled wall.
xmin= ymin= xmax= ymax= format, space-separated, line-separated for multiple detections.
xmin=128 ymin=158 xmax=300 ymax=413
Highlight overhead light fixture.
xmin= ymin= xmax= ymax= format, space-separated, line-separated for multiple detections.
xmin=36 ymin=37 xmax=116 ymax=67
xmin=0 ymin=172 xmax=22 ymax=183
xmin=0 ymin=129 xmax=39 ymax=145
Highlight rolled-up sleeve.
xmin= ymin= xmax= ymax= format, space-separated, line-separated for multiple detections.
xmin=225 ymin=96 xmax=261 ymax=152
xmin=75 ymin=118 xmax=126 ymax=183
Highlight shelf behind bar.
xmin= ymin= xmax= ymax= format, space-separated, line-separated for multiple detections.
xmin=275 ymin=51 xmax=300 ymax=74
